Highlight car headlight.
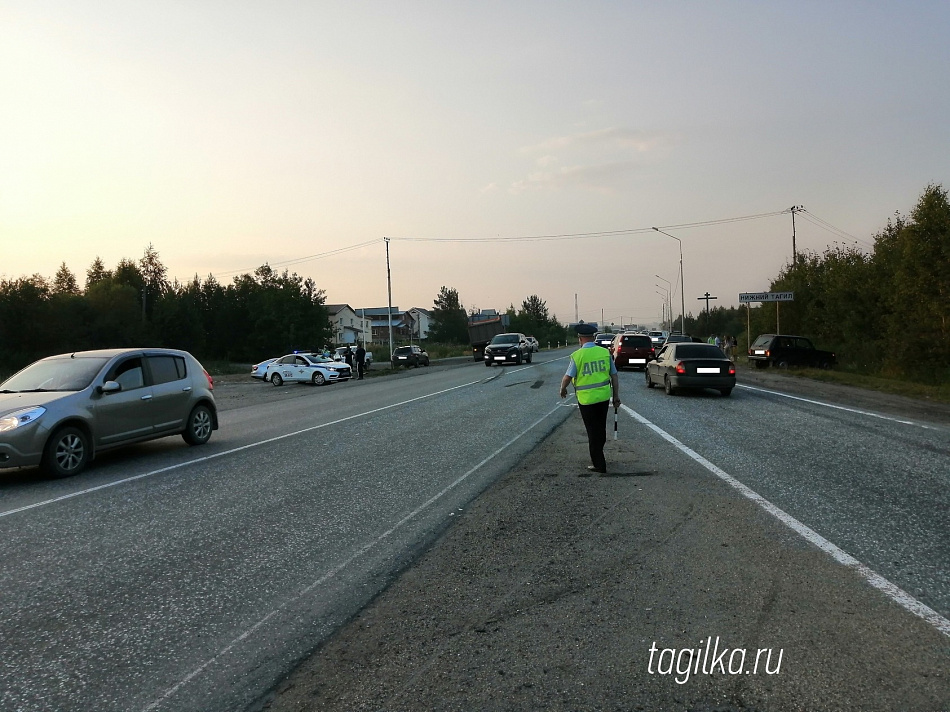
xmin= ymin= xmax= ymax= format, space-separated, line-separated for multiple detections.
xmin=0 ymin=406 xmax=47 ymax=433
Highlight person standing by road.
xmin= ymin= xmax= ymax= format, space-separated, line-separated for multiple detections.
xmin=559 ymin=323 xmax=621 ymax=475
xmin=355 ymin=343 xmax=366 ymax=380
xmin=343 ymin=346 xmax=354 ymax=370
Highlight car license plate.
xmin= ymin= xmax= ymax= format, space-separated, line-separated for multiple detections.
xmin=697 ymin=367 xmax=720 ymax=373
xmin=494 ymin=356 xmax=505 ymax=360
xmin=754 ymin=349 xmax=765 ymax=355
xmin=398 ymin=356 xmax=407 ymax=359
xmin=630 ymin=358 xmax=646 ymax=364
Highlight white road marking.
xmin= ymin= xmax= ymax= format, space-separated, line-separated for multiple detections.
xmin=737 ymin=383 xmax=941 ymax=430
xmin=144 ymin=403 xmax=565 ymax=711
xmin=621 ymin=404 xmax=950 ymax=638
xmin=0 ymin=379 xmax=485 ymax=520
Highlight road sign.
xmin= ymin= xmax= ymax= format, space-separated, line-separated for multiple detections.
xmin=738 ymin=291 xmax=794 ymax=303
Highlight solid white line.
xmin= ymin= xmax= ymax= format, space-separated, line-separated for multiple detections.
xmin=144 ymin=403 xmax=565 ymax=711
xmin=621 ymin=404 xmax=950 ymax=638
xmin=737 ymin=383 xmax=939 ymax=430
xmin=0 ymin=379 xmax=485 ymax=520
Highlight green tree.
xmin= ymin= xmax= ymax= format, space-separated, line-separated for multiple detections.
xmin=85 ymin=256 xmax=111 ymax=290
xmin=52 ymin=262 xmax=80 ymax=295
xmin=428 ymin=286 xmax=468 ymax=343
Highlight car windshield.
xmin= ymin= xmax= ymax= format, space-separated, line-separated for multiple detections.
xmin=490 ymin=334 xmax=519 ymax=344
xmin=621 ymin=336 xmax=651 ymax=346
xmin=649 ymin=332 xmax=664 ymax=337
xmin=1 ymin=356 xmax=110 ymax=392
xmin=675 ymin=344 xmax=725 ymax=359
xmin=394 ymin=347 xmax=412 ymax=355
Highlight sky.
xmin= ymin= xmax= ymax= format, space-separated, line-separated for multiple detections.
xmin=2 ymin=1 xmax=948 ymax=329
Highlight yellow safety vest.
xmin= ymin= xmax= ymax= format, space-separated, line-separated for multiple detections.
xmin=571 ymin=346 xmax=612 ymax=405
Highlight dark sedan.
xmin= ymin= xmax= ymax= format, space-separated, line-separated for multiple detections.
xmin=645 ymin=343 xmax=736 ymax=397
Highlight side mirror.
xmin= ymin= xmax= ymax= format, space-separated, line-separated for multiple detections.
xmin=97 ymin=380 xmax=121 ymax=395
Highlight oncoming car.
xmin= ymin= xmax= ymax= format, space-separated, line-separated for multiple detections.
xmin=265 ymin=353 xmax=352 ymax=386
xmin=483 ymin=333 xmax=532 ymax=366
xmin=0 ymin=348 xmax=218 ymax=478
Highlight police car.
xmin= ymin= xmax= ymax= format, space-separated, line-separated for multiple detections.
xmin=264 ymin=353 xmax=352 ymax=386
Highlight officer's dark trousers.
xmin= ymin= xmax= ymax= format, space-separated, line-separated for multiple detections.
xmin=578 ymin=399 xmax=610 ymax=471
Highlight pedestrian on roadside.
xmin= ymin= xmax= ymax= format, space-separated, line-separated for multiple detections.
xmin=715 ymin=334 xmax=723 ymax=351
xmin=559 ymin=323 xmax=621 ymax=475
xmin=344 ymin=345 xmax=354 ymax=369
xmin=355 ymin=343 xmax=366 ymax=380
xmin=729 ymin=335 xmax=738 ymax=359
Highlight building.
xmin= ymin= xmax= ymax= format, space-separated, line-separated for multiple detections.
xmin=325 ymin=304 xmax=372 ymax=345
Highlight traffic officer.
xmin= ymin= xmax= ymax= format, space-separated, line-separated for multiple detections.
xmin=559 ymin=323 xmax=621 ymax=475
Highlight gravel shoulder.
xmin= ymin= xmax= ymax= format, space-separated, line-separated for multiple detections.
xmin=232 ymin=364 xmax=950 ymax=711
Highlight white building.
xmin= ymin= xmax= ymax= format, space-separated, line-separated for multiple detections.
xmin=326 ymin=304 xmax=372 ymax=345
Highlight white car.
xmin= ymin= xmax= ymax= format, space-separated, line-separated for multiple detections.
xmin=333 ymin=346 xmax=373 ymax=367
xmin=264 ymin=353 xmax=352 ymax=386
xmin=526 ymin=336 xmax=540 ymax=352
xmin=251 ymin=357 xmax=280 ymax=379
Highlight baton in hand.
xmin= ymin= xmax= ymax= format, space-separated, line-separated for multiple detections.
xmin=613 ymin=406 xmax=618 ymax=440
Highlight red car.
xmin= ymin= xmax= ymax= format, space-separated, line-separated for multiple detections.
xmin=610 ymin=333 xmax=655 ymax=371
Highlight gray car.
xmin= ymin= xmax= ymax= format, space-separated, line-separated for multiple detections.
xmin=0 ymin=348 xmax=218 ymax=478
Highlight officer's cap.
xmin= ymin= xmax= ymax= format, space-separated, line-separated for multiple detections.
xmin=574 ymin=323 xmax=598 ymax=336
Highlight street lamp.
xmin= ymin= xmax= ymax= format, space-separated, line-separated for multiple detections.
xmin=655 ymin=275 xmax=673 ymax=332
xmin=652 ymin=228 xmax=685 ymax=334
xmin=655 ymin=290 xmax=669 ymax=329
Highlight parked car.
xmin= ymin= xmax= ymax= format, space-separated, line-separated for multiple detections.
xmin=610 ymin=333 xmax=655 ymax=371
xmin=391 ymin=345 xmax=430 ymax=368
xmin=483 ymin=333 xmax=532 ymax=366
xmin=0 ymin=348 xmax=218 ymax=478
xmin=594 ymin=333 xmax=615 ymax=348
xmin=333 ymin=346 xmax=373 ymax=368
xmin=251 ymin=357 xmax=280 ymax=380
xmin=265 ymin=353 xmax=352 ymax=385
xmin=747 ymin=334 xmax=836 ymax=369
xmin=645 ymin=342 xmax=736 ymax=397
xmin=526 ymin=336 xmax=540 ymax=352
xmin=648 ymin=330 xmax=669 ymax=349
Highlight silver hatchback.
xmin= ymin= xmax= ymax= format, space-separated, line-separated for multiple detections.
xmin=0 ymin=348 xmax=218 ymax=478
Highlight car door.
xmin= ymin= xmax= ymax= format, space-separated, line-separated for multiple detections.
xmin=95 ymin=355 xmax=156 ymax=445
xmin=145 ymin=354 xmax=191 ymax=433
xmin=273 ymin=355 xmax=297 ymax=382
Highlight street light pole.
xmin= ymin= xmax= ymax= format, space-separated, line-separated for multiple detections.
xmin=652 ymin=228 xmax=685 ymax=334
xmin=655 ymin=275 xmax=673 ymax=332
xmin=385 ymin=237 xmax=394 ymax=364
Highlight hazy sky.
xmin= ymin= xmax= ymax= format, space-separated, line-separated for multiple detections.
xmin=3 ymin=2 xmax=948 ymax=328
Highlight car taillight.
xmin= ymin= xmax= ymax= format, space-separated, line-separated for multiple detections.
xmin=204 ymin=369 xmax=214 ymax=390
xmin=729 ymin=364 xmax=736 ymax=375
xmin=675 ymin=361 xmax=686 ymax=374
xmin=765 ymin=350 xmax=770 ymax=357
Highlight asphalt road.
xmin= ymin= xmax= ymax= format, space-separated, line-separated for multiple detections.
xmin=0 ymin=355 xmax=576 ymax=711
xmin=1 ymin=353 xmax=947 ymax=711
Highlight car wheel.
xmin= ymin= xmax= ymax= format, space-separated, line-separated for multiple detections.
xmin=312 ymin=372 xmax=326 ymax=386
xmin=41 ymin=426 xmax=90 ymax=478
xmin=720 ymin=388 xmax=733 ymax=397
xmin=664 ymin=375 xmax=676 ymax=395
xmin=645 ymin=370 xmax=655 ymax=388
xmin=182 ymin=403 xmax=214 ymax=445
xmin=776 ymin=359 xmax=789 ymax=370
xmin=514 ymin=354 xmax=522 ymax=365
xmin=272 ymin=373 xmax=284 ymax=386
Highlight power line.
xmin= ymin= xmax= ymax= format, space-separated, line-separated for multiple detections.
xmin=797 ymin=211 xmax=875 ymax=249
xmin=213 ymin=238 xmax=383 ymax=278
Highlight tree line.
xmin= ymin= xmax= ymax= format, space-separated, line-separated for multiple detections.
xmin=0 ymin=246 xmax=332 ymax=375
xmin=427 ymin=287 xmax=571 ymax=347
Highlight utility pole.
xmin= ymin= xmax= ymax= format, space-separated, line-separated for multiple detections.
xmin=790 ymin=205 xmax=804 ymax=262
xmin=385 ymin=238 xmax=394 ymax=364
xmin=574 ymin=293 xmax=578 ymax=323
xmin=697 ymin=292 xmax=718 ymax=335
